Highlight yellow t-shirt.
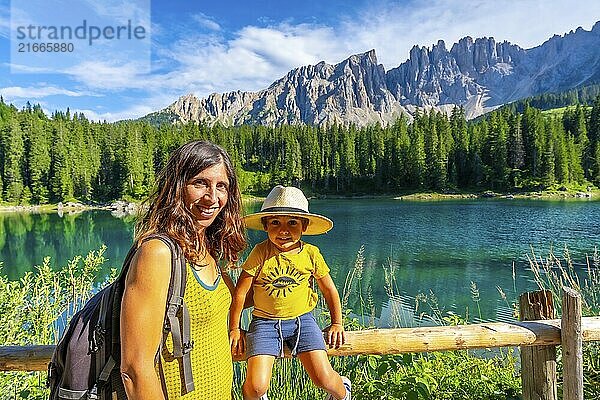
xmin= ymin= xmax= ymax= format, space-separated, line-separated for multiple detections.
xmin=242 ymin=240 xmax=330 ymax=320
xmin=161 ymin=263 xmax=233 ymax=399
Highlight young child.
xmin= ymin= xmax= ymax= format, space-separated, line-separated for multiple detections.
xmin=229 ymin=185 xmax=351 ymax=400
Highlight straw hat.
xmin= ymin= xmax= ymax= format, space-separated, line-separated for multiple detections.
xmin=243 ymin=186 xmax=333 ymax=235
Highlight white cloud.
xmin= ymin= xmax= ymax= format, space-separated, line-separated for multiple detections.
xmin=342 ymin=0 xmax=600 ymax=68
xmin=0 ymin=96 xmax=164 ymax=122
xmin=5 ymin=63 xmax=56 ymax=73
xmin=72 ymin=91 xmax=175 ymax=121
xmin=147 ymin=22 xmax=345 ymax=99
xmin=192 ymin=13 xmax=221 ymax=31
xmin=0 ymin=85 xmax=94 ymax=99
xmin=66 ymin=60 xmax=151 ymax=90
xmin=141 ymin=0 xmax=600 ymax=102
xmin=232 ymin=24 xmax=345 ymax=67
xmin=4 ymin=0 xmax=598 ymax=120
xmin=83 ymin=0 xmax=151 ymax=29
xmin=71 ymin=21 xmax=341 ymax=117
xmin=0 ymin=4 xmax=9 ymax=38
xmin=74 ymin=104 xmax=152 ymax=122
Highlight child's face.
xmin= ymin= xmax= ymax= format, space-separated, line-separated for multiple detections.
xmin=264 ymin=216 xmax=307 ymax=252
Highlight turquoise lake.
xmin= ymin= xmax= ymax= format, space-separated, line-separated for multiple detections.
xmin=1 ymin=199 xmax=599 ymax=327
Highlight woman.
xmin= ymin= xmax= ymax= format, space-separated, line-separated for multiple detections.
xmin=119 ymin=140 xmax=246 ymax=399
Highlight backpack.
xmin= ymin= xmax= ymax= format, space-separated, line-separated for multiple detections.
xmin=47 ymin=233 xmax=195 ymax=400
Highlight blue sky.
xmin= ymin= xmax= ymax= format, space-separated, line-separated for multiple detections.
xmin=1 ymin=0 xmax=599 ymax=122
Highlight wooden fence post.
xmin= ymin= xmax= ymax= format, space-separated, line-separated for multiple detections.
xmin=519 ymin=290 xmax=557 ymax=400
xmin=562 ymin=287 xmax=583 ymax=400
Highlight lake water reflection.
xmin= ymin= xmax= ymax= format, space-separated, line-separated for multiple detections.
xmin=1 ymin=198 xmax=599 ymax=327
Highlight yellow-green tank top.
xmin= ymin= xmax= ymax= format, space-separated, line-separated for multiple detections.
xmin=161 ymin=264 xmax=233 ymax=399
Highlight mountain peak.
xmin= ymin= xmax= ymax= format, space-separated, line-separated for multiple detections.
xmin=346 ymin=49 xmax=378 ymax=65
xmin=149 ymin=21 xmax=600 ymax=126
xmin=432 ymin=39 xmax=447 ymax=51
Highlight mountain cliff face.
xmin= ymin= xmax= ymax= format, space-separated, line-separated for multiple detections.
xmin=147 ymin=22 xmax=600 ymax=126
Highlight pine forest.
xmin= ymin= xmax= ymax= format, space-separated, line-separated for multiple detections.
xmin=1 ymin=96 xmax=600 ymax=205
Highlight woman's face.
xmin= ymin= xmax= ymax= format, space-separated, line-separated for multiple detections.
xmin=183 ymin=161 xmax=230 ymax=232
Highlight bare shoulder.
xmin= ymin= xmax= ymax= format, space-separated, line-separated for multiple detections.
xmin=138 ymin=238 xmax=172 ymax=259
xmin=128 ymin=238 xmax=173 ymax=283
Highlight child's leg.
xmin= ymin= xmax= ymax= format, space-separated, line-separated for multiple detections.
xmin=297 ymin=350 xmax=347 ymax=399
xmin=243 ymin=355 xmax=275 ymax=400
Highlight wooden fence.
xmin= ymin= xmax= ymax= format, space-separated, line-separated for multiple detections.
xmin=1 ymin=289 xmax=599 ymax=400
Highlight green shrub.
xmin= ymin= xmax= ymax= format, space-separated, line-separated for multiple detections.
xmin=345 ymin=350 xmax=520 ymax=400
xmin=529 ymin=246 xmax=600 ymax=397
xmin=0 ymin=248 xmax=107 ymax=399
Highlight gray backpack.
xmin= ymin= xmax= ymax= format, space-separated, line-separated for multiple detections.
xmin=47 ymin=233 xmax=195 ymax=399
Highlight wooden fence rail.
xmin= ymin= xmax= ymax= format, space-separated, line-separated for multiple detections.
xmin=2 ymin=316 xmax=600 ymax=371
xmin=1 ymin=289 xmax=599 ymax=400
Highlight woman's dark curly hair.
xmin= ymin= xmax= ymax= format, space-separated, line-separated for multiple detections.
xmin=135 ymin=140 xmax=246 ymax=264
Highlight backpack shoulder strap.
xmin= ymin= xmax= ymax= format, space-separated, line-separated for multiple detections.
xmin=141 ymin=234 xmax=187 ymax=323
xmin=142 ymin=233 xmax=195 ymax=395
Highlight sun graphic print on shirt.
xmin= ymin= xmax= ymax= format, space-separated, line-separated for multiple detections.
xmin=260 ymin=255 xmax=306 ymax=297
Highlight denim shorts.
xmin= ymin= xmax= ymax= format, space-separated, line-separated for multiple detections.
xmin=246 ymin=312 xmax=326 ymax=358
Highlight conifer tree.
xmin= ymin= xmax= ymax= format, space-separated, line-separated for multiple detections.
xmin=388 ymin=116 xmax=410 ymax=188
xmin=566 ymin=133 xmax=584 ymax=183
xmin=2 ymin=117 xmax=24 ymax=202
xmin=552 ymin=120 xmax=569 ymax=184
xmin=539 ymin=119 xmax=556 ymax=185
xmin=123 ymin=124 xmax=148 ymax=198
xmin=507 ymin=113 xmax=525 ymax=169
xmin=521 ymin=104 xmax=543 ymax=177
xmin=339 ymin=124 xmax=357 ymax=190
xmin=283 ymin=128 xmax=302 ymax=185
xmin=450 ymin=106 xmax=469 ymax=187
xmin=298 ymin=126 xmax=321 ymax=190
xmin=422 ymin=112 xmax=441 ymax=188
xmin=49 ymin=122 xmax=74 ymax=201
xmin=487 ymin=112 xmax=509 ymax=189
xmin=406 ymin=112 xmax=425 ymax=187
xmin=26 ymin=116 xmax=51 ymax=203
xmin=588 ymin=96 xmax=600 ymax=183
xmin=468 ymin=123 xmax=486 ymax=187
xmin=435 ymin=111 xmax=452 ymax=188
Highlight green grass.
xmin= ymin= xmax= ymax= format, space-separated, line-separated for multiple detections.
xmin=2 ymin=244 xmax=600 ymax=399
xmin=541 ymin=105 xmax=592 ymax=117
xmin=527 ymin=246 xmax=600 ymax=399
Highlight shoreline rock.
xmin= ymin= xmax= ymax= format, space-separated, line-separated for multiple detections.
xmin=0 ymin=190 xmax=595 ymax=214
xmin=0 ymin=200 xmax=142 ymax=216
xmin=107 ymin=201 xmax=139 ymax=217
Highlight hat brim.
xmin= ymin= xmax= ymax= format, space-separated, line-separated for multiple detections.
xmin=243 ymin=211 xmax=333 ymax=235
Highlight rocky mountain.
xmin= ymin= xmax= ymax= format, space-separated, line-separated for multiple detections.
xmin=145 ymin=21 xmax=600 ymax=126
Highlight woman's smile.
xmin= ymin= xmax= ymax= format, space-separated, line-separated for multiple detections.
xmin=195 ymin=204 xmax=220 ymax=218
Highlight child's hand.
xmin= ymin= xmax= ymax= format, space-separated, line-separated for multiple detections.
xmin=324 ymin=323 xmax=345 ymax=348
xmin=229 ymin=328 xmax=245 ymax=356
